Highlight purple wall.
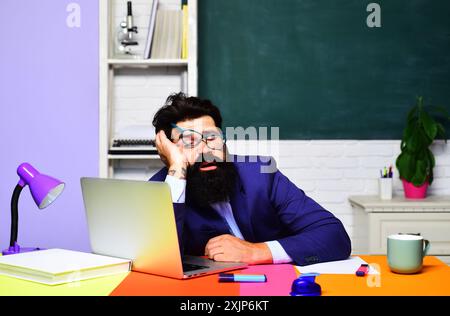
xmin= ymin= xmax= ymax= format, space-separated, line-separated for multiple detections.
xmin=0 ymin=0 xmax=98 ymax=252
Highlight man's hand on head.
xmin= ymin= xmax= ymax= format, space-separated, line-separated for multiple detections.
xmin=204 ymin=234 xmax=273 ymax=265
xmin=155 ymin=130 xmax=188 ymax=179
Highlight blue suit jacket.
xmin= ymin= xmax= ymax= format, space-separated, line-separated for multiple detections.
xmin=150 ymin=156 xmax=351 ymax=266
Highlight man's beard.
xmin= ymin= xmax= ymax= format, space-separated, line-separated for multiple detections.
xmin=185 ymin=159 xmax=237 ymax=208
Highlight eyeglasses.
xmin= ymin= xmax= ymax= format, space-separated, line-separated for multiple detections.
xmin=171 ymin=123 xmax=226 ymax=150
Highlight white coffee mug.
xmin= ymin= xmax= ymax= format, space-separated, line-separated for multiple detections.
xmin=387 ymin=234 xmax=430 ymax=274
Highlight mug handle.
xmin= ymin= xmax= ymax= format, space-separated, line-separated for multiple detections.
xmin=423 ymin=239 xmax=430 ymax=258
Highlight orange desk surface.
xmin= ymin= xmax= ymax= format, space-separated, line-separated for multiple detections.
xmin=110 ymin=256 xmax=450 ymax=296
xmin=317 ymin=256 xmax=450 ymax=296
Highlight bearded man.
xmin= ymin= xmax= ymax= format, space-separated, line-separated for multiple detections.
xmin=150 ymin=93 xmax=351 ymax=266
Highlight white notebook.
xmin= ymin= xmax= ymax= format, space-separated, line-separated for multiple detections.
xmin=295 ymin=256 xmax=380 ymax=275
xmin=0 ymin=249 xmax=131 ymax=285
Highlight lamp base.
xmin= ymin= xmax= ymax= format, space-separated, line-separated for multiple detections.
xmin=2 ymin=242 xmax=45 ymax=256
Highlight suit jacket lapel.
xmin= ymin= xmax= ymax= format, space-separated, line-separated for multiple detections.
xmin=229 ymin=173 xmax=255 ymax=242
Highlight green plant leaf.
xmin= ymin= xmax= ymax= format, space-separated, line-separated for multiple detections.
xmin=420 ymin=110 xmax=438 ymax=141
xmin=410 ymin=159 xmax=428 ymax=186
xmin=426 ymin=148 xmax=435 ymax=169
xmin=428 ymin=169 xmax=434 ymax=185
xmin=426 ymin=148 xmax=435 ymax=185
xmin=396 ymin=151 xmax=415 ymax=181
xmin=422 ymin=127 xmax=434 ymax=148
xmin=400 ymin=139 xmax=407 ymax=151
xmin=396 ymin=97 xmax=446 ymax=186
xmin=405 ymin=128 xmax=418 ymax=151
xmin=401 ymin=123 xmax=414 ymax=144
xmin=406 ymin=128 xmax=428 ymax=152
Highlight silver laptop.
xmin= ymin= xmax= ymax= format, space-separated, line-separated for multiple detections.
xmin=80 ymin=177 xmax=247 ymax=279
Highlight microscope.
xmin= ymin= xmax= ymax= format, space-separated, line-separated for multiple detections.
xmin=116 ymin=1 xmax=138 ymax=56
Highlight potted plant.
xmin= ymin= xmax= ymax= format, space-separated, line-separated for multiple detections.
xmin=396 ymin=97 xmax=449 ymax=199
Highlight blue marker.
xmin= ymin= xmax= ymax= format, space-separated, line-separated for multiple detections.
xmin=218 ymin=273 xmax=267 ymax=283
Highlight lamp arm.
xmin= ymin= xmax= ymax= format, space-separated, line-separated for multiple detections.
xmin=10 ymin=184 xmax=23 ymax=247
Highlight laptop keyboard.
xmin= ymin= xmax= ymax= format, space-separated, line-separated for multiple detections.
xmin=182 ymin=262 xmax=209 ymax=272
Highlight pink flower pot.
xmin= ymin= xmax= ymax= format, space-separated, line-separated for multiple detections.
xmin=402 ymin=179 xmax=429 ymax=199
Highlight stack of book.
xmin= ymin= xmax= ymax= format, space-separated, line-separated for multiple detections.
xmin=143 ymin=0 xmax=188 ymax=59
xmin=0 ymin=249 xmax=131 ymax=285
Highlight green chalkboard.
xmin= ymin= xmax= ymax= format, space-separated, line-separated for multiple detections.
xmin=198 ymin=0 xmax=450 ymax=139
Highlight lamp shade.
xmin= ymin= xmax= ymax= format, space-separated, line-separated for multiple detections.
xmin=17 ymin=163 xmax=65 ymax=209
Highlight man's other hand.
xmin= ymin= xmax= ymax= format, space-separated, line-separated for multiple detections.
xmin=204 ymin=234 xmax=273 ymax=265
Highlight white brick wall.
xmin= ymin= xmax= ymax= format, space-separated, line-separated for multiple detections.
xmin=113 ymin=67 xmax=185 ymax=137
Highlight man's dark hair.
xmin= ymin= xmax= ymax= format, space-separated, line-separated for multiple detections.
xmin=152 ymin=92 xmax=223 ymax=139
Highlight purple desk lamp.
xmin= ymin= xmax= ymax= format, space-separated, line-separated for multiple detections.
xmin=2 ymin=163 xmax=65 ymax=255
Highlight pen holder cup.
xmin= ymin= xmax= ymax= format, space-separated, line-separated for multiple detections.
xmin=379 ymin=178 xmax=393 ymax=200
